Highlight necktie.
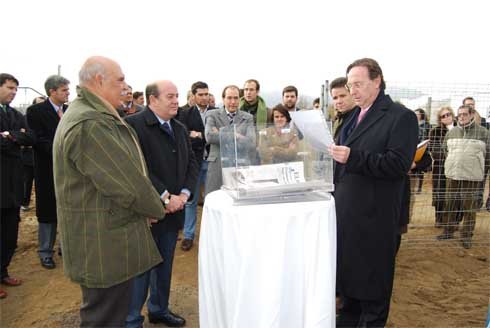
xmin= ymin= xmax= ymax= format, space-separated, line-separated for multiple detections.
xmin=162 ymin=122 xmax=174 ymax=139
xmin=57 ymin=108 xmax=63 ymax=119
xmin=357 ymin=108 xmax=368 ymax=125
xmin=228 ymin=112 xmax=236 ymax=125
xmin=1 ymin=104 xmax=7 ymax=113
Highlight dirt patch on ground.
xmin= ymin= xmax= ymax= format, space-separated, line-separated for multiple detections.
xmin=1 ymin=204 xmax=489 ymax=327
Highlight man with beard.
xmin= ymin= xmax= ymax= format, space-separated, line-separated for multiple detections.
xmin=281 ymin=85 xmax=300 ymax=112
xmin=239 ymin=79 xmax=271 ymax=126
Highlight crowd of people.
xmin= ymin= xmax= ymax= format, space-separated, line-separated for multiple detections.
xmin=1 ymin=56 xmax=488 ymax=327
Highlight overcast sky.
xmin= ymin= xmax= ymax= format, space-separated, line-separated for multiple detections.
xmin=2 ymin=0 xmax=489 ymax=107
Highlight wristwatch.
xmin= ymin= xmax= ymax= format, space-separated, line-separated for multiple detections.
xmin=163 ymin=195 xmax=171 ymax=206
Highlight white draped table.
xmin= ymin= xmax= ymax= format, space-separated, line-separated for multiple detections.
xmin=198 ymin=190 xmax=337 ymax=328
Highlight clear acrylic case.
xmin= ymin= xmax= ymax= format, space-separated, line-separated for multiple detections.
xmin=219 ymin=119 xmax=334 ymax=204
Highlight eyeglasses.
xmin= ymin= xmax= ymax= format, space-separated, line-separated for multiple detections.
xmin=346 ymin=81 xmax=367 ymax=91
xmin=458 ymin=112 xmax=470 ymax=117
xmin=440 ymin=113 xmax=452 ymax=119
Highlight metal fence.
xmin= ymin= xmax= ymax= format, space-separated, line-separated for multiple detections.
xmin=386 ymin=81 xmax=490 ymax=124
xmin=386 ymin=81 xmax=490 ymax=249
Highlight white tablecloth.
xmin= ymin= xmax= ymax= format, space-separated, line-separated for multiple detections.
xmin=199 ymin=190 xmax=337 ymax=328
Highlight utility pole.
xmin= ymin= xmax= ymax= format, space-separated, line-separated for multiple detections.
xmin=321 ymin=80 xmax=329 ymax=118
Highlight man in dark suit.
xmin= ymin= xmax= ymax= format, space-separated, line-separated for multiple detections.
xmin=329 ymin=58 xmax=418 ymax=327
xmin=0 ymin=73 xmax=35 ymax=299
xmin=125 ymin=80 xmax=198 ymax=328
xmin=177 ymin=81 xmax=214 ymax=251
xmin=204 ymin=85 xmax=255 ymax=196
xmin=330 ymin=77 xmax=356 ymax=143
xmin=26 ymin=75 xmax=70 ymax=270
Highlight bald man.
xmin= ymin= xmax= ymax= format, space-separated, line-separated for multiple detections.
xmin=125 ymin=80 xmax=198 ymax=327
xmin=53 ymin=56 xmax=166 ymax=327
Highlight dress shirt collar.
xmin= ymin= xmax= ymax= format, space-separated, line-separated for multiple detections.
xmin=48 ymin=97 xmax=64 ymax=113
xmin=225 ymin=108 xmax=236 ymax=116
xmin=153 ymin=111 xmax=172 ymax=127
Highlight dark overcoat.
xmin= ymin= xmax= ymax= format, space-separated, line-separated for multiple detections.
xmin=176 ymin=105 xmax=215 ymax=165
xmin=1 ymin=107 xmax=34 ymax=208
xmin=334 ymin=91 xmax=418 ymax=300
xmin=125 ymin=108 xmax=199 ymax=233
xmin=26 ymin=100 xmax=66 ymax=222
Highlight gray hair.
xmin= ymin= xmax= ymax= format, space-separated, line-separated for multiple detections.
xmin=79 ymin=61 xmax=106 ymax=85
xmin=44 ymin=75 xmax=70 ymax=95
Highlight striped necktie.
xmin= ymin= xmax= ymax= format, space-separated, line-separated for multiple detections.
xmin=162 ymin=122 xmax=174 ymax=139
xmin=227 ymin=112 xmax=236 ymax=125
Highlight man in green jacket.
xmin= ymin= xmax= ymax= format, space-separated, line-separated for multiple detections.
xmin=53 ymin=56 xmax=166 ymax=327
xmin=239 ymin=79 xmax=271 ymax=127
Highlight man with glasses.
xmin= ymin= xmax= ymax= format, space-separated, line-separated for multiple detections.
xmin=118 ymin=85 xmax=143 ymax=116
xmin=329 ymin=58 xmax=418 ymax=327
xmin=463 ymin=96 xmax=487 ymax=128
xmin=437 ymin=105 xmax=490 ymax=249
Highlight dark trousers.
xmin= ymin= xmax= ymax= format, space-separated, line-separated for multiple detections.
xmin=38 ymin=222 xmax=57 ymax=259
xmin=126 ymin=228 xmax=178 ymax=327
xmin=80 ymin=278 xmax=133 ymax=328
xmin=443 ymin=179 xmax=479 ymax=240
xmin=147 ymin=229 xmax=178 ymax=316
xmin=337 ymin=295 xmax=391 ymax=328
xmin=22 ymin=165 xmax=34 ymax=206
xmin=0 ymin=207 xmax=20 ymax=279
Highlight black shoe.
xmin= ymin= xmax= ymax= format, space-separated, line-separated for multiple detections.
xmin=462 ymin=240 xmax=472 ymax=249
xmin=181 ymin=238 xmax=194 ymax=251
xmin=148 ymin=311 xmax=186 ymax=327
xmin=436 ymin=233 xmax=453 ymax=240
xmin=40 ymin=257 xmax=56 ymax=269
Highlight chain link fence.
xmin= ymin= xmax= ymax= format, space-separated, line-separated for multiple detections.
xmin=386 ymin=81 xmax=490 ymax=249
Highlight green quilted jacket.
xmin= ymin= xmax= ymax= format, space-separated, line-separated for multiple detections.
xmin=53 ymin=87 xmax=165 ymax=288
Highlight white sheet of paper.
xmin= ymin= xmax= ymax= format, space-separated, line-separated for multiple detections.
xmin=290 ymin=110 xmax=334 ymax=151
